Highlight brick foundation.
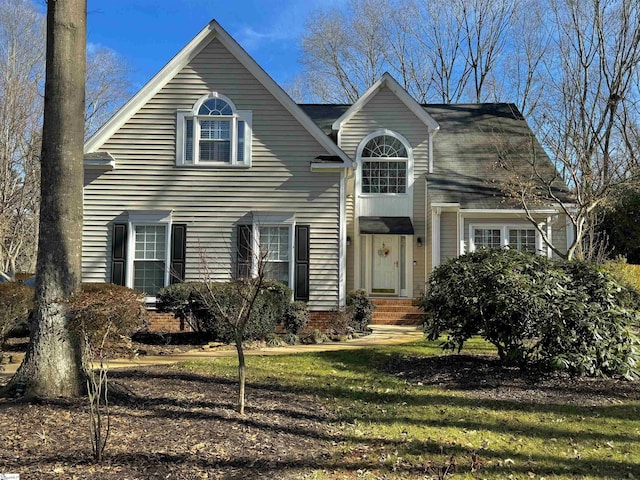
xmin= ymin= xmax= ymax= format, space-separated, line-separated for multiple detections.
xmin=147 ymin=310 xmax=339 ymax=334
xmin=306 ymin=311 xmax=339 ymax=331
xmin=147 ymin=311 xmax=192 ymax=333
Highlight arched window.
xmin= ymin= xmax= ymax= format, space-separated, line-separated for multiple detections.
xmin=176 ymin=93 xmax=252 ymax=166
xmin=359 ymin=133 xmax=409 ymax=194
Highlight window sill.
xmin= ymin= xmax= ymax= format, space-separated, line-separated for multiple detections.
xmin=359 ymin=193 xmax=409 ymax=198
xmin=175 ymin=163 xmax=251 ymax=169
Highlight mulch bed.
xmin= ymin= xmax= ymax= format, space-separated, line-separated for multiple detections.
xmin=0 ymin=366 xmax=332 ymax=479
xmin=383 ymin=353 xmax=640 ymax=406
xmin=1 ymin=352 xmax=638 ymax=479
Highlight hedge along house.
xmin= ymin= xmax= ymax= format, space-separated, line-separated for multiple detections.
xmin=82 ymin=20 xmax=570 ymax=331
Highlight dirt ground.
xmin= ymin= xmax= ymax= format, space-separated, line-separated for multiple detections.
xmin=0 ymin=354 xmax=638 ymax=479
xmin=0 ymin=366 xmax=332 ymax=479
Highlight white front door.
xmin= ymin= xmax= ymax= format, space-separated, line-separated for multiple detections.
xmin=371 ymin=235 xmax=399 ymax=294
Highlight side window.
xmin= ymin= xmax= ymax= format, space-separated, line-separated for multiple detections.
xmin=176 ymin=93 xmax=252 ymax=167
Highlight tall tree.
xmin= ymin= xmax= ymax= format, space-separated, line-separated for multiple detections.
xmin=0 ymin=0 xmax=44 ymax=276
xmin=6 ymin=0 xmax=87 ymax=398
xmin=505 ymin=0 xmax=640 ymax=259
xmin=0 ymin=0 xmax=130 ymax=276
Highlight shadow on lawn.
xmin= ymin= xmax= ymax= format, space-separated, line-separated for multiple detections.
xmin=3 ymin=362 xmax=638 ymax=479
xmin=7 ymin=432 xmax=639 ymax=480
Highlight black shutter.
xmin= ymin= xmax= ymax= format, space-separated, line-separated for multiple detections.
xmin=170 ymin=224 xmax=187 ymax=284
xmin=236 ymin=225 xmax=252 ymax=278
xmin=111 ymin=223 xmax=127 ymax=286
xmin=294 ymin=225 xmax=310 ymax=301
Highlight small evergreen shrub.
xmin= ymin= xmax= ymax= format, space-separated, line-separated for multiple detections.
xmin=327 ymin=308 xmax=350 ymax=336
xmin=421 ymin=249 xmax=640 ymax=378
xmin=346 ymin=289 xmax=375 ymax=332
xmin=0 ymin=282 xmax=34 ymax=346
xmin=156 ymin=282 xmax=204 ymax=331
xmin=283 ymin=301 xmax=309 ymax=334
xmin=282 ymin=333 xmax=299 ymax=345
xmin=190 ymin=280 xmax=291 ymax=343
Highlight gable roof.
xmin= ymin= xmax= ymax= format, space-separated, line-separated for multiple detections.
xmin=84 ymin=20 xmax=352 ymax=167
xmin=331 ymin=73 xmax=440 ymax=133
xmin=302 ymin=102 xmax=571 ymax=209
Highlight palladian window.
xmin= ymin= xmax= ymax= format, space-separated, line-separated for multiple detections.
xmin=361 ymin=135 xmax=408 ymax=194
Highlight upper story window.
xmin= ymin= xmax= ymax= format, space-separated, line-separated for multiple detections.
xmin=176 ymin=93 xmax=252 ymax=167
xmin=359 ymin=133 xmax=410 ymax=194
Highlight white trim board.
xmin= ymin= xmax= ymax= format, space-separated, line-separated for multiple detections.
xmin=332 ymin=73 xmax=440 ymax=133
xmin=84 ymin=20 xmax=352 ymax=168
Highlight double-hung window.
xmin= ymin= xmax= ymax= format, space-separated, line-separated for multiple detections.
xmin=259 ymin=225 xmax=291 ymax=285
xmin=470 ymin=225 xmax=542 ymax=253
xmin=176 ymin=93 xmax=252 ymax=166
xmin=473 ymin=228 xmax=502 ymax=249
xmin=133 ymin=225 xmax=167 ymax=295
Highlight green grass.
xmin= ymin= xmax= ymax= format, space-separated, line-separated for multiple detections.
xmin=178 ymin=338 xmax=640 ymax=479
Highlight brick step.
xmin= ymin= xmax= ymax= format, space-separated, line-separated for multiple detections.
xmin=372 ymin=314 xmax=423 ymax=322
xmin=371 ymin=298 xmax=417 ymax=306
xmin=371 ymin=316 xmax=423 ymax=325
xmin=373 ymin=306 xmax=422 ymax=313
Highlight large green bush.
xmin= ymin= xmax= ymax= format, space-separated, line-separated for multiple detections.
xmin=420 ymin=249 xmax=640 ymax=378
xmin=188 ymin=280 xmax=291 ymax=343
xmin=0 ymin=282 xmax=34 ymax=346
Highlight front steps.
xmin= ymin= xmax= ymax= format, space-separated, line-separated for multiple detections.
xmin=370 ymin=298 xmax=423 ymax=325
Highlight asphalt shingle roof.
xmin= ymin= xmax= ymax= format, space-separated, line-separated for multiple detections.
xmin=300 ymin=102 xmax=570 ymax=209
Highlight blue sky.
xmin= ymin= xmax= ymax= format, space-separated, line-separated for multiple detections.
xmin=86 ymin=0 xmax=345 ymax=91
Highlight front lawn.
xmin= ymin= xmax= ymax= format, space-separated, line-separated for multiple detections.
xmin=1 ymin=338 xmax=638 ymax=479
xmin=182 ymin=338 xmax=639 ymax=479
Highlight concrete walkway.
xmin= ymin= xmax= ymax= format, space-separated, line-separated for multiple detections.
xmin=1 ymin=325 xmax=423 ymax=375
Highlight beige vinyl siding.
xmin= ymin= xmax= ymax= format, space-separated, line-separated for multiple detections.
xmin=340 ymin=88 xmax=429 ymax=296
xmin=345 ymin=192 xmax=355 ymax=292
xmin=83 ymin=37 xmax=341 ymax=311
xmin=441 ymin=212 xmax=458 ymax=262
xmin=552 ymin=215 xmax=568 ymax=259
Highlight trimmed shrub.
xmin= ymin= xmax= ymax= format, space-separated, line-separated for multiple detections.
xmin=68 ymin=283 xmax=149 ymax=349
xmin=0 ymin=282 xmax=34 ymax=346
xmin=190 ymin=280 xmax=291 ymax=343
xmin=346 ymin=289 xmax=375 ymax=332
xmin=420 ymin=249 xmax=640 ymax=378
xmin=283 ymin=301 xmax=309 ymax=334
xmin=156 ymin=282 xmax=205 ymax=331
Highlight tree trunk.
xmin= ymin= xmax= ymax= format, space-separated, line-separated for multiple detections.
xmin=235 ymin=337 xmax=246 ymax=415
xmin=5 ymin=0 xmax=86 ymax=398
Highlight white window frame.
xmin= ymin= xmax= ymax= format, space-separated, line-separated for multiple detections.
xmin=356 ymin=130 xmax=413 ymax=198
xmin=176 ymin=92 xmax=252 ymax=167
xmin=251 ymin=213 xmax=295 ymax=290
xmin=468 ymin=223 xmax=544 ymax=254
xmin=126 ymin=211 xmax=172 ymax=302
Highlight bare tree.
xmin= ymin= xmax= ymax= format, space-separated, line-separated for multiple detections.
xmin=521 ymin=0 xmax=640 ymax=260
xmin=85 ymin=46 xmax=131 ymax=139
xmin=195 ymin=229 xmax=272 ymax=415
xmin=300 ymin=0 xmax=394 ymax=102
xmin=6 ymin=0 xmax=87 ymax=398
xmin=0 ymin=0 xmax=44 ymax=276
xmin=0 ymin=0 xmax=131 ymax=276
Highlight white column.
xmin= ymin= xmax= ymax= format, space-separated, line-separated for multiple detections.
xmin=432 ymin=207 xmax=441 ymax=269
